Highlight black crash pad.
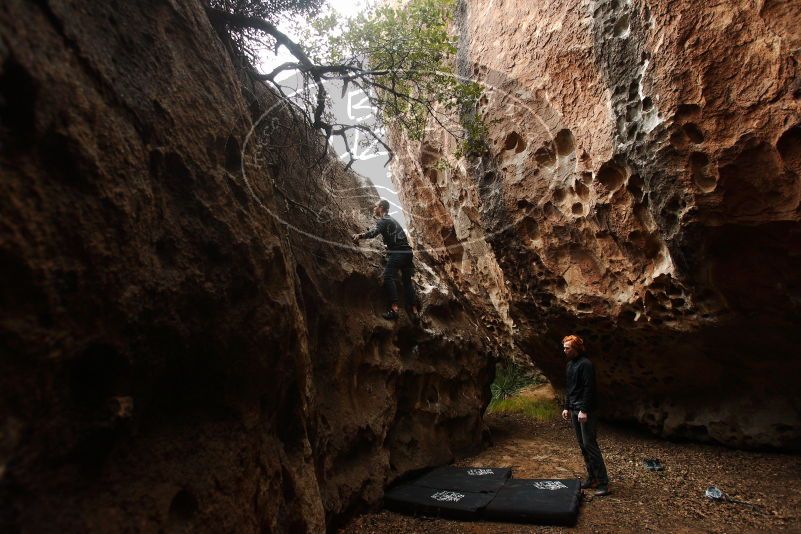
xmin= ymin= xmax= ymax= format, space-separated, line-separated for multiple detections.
xmin=483 ymin=478 xmax=582 ymax=526
xmin=383 ymin=483 xmax=496 ymax=520
xmin=412 ymin=466 xmax=512 ymax=493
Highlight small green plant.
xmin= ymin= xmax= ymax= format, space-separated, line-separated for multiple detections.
xmin=487 ymin=397 xmax=558 ymax=421
xmin=487 ymin=363 xmax=556 ymax=420
xmin=489 ymin=362 xmax=536 ymax=404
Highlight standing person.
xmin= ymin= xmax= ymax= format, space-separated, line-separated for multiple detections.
xmin=561 ymin=334 xmax=610 ymax=496
xmin=352 ymin=199 xmax=418 ymax=320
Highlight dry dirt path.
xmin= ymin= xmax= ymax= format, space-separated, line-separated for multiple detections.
xmin=342 ymin=393 xmax=801 ymax=533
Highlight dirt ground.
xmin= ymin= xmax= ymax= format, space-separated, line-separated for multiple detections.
xmin=341 ymin=386 xmax=801 ymax=533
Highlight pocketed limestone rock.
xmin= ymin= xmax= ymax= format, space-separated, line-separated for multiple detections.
xmin=390 ymin=0 xmax=801 ymax=450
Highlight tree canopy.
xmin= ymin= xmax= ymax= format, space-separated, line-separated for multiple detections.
xmin=206 ymin=0 xmax=485 ymax=167
xmin=208 ymin=0 xmax=326 ymax=63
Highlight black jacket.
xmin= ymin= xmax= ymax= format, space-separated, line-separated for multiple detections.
xmin=362 ymin=215 xmax=411 ymax=250
xmin=564 ymin=355 xmax=597 ymax=412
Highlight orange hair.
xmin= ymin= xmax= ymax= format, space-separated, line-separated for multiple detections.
xmin=562 ymin=334 xmax=585 ymax=352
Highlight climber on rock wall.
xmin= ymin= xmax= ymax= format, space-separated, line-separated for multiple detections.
xmin=562 ymin=334 xmax=611 ymax=496
xmin=353 ymin=199 xmax=419 ymax=320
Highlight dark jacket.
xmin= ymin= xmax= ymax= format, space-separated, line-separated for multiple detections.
xmin=564 ymin=355 xmax=597 ymax=412
xmin=362 ymin=215 xmax=411 ymax=250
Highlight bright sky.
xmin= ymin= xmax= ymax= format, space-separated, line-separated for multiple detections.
xmin=328 ymin=0 xmax=369 ymax=17
xmin=256 ymin=0 xmax=407 ymax=224
xmin=258 ymin=0 xmax=369 ymax=81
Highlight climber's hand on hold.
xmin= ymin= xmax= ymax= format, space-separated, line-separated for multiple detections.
xmin=352 ymin=233 xmax=361 ymax=244
xmin=578 ymin=410 xmax=588 ymax=423
xmin=561 ymin=409 xmax=570 ymax=421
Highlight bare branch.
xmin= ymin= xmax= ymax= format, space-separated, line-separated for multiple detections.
xmin=206 ymin=6 xmax=329 ymax=130
xmin=331 ymin=124 xmax=394 ymax=166
xmin=206 ymin=2 xmax=481 ymax=174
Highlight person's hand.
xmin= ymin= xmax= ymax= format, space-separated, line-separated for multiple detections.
xmin=578 ymin=410 xmax=588 ymax=423
xmin=561 ymin=409 xmax=570 ymax=421
xmin=352 ymin=233 xmax=361 ymax=244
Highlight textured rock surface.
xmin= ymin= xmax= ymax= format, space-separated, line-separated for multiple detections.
xmin=0 ymin=1 xmax=497 ymax=531
xmin=390 ymin=0 xmax=801 ymax=449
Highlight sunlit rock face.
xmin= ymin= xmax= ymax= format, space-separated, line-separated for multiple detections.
xmin=390 ymin=0 xmax=801 ymax=449
xmin=0 ymin=1 xmax=497 ymax=532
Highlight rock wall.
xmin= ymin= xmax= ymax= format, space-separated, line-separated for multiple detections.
xmin=390 ymin=0 xmax=801 ymax=449
xmin=0 ymin=1 xmax=498 ymax=531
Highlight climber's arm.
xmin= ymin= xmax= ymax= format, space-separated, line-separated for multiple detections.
xmin=352 ymin=219 xmax=385 ymax=243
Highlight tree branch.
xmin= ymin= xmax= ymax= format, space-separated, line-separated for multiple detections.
xmin=205 ymin=6 xmax=329 ymax=131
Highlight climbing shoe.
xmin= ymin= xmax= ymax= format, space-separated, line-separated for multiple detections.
xmin=594 ymin=484 xmax=610 ymax=496
xmin=382 ymin=309 xmax=399 ymax=320
xmin=581 ymin=478 xmax=598 ymax=489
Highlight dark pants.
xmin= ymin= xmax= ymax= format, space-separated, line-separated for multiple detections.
xmin=383 ymin=250 xmax=416 ymax=307
xmin=571 ymin=410 xmax=609 ymax=484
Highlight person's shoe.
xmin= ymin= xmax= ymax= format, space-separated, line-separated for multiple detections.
xmin=594 ymin=484 xmax=610 ymax=496
xmin=382 ymin=309 xmax=399 ymax=320
xmin=580 ymin=477 xmax=598 ymax=490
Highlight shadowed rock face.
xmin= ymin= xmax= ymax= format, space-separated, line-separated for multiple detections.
xmin=0 ymin=1 xmax=497 ymax=531
xmin=390 ymin=0 xmax=801 ymax=449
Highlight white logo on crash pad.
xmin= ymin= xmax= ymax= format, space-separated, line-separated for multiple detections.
xmin=431 ymin=491 xmax=465 ymax=502
xmin=467 ymin=468 xmax=495 ymax=476
xmin=531 ymin=481 xmax=568 ymax=490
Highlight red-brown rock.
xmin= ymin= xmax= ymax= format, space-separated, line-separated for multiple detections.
xmin=0 ymin=1 xmax=497 ymax=531
xmin=390 ymin=0 xmax=801 ymax=449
